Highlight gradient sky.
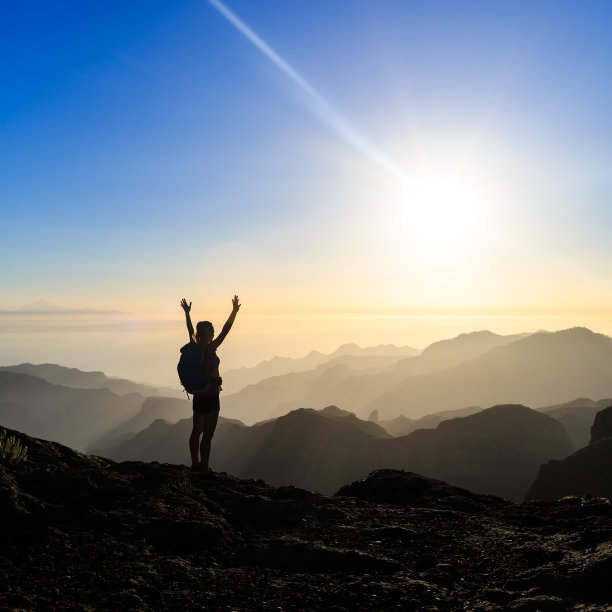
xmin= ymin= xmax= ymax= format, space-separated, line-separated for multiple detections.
xmin=3 ymin=1 xmax=612 ymax=381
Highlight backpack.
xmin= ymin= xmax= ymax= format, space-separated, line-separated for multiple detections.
xmin=177 ymin=341 xmax=209 ymax=396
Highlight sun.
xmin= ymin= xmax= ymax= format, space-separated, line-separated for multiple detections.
xmin=381 ymin=157 xmax=497 ymax=267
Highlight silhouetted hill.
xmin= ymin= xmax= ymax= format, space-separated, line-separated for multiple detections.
xmin=2 ymin=428 xmax=611 ymax=609
xmin=222 ymin=330 xmax=526 ymax=423
xmin=102 ymin=404 xmax=570 ymax=501
xmin=104 ymin=407 xmax=390 ymax=494
xmin=0 ymin=363 xmax=182 ymax=398
xmin=526 ymin=405 xmax=612 ymax=500
xmin=222 ymin=343 xmax=420 ymax=393
xmin=222 ymin=407 xmax=391 ymax=494
xmin=367 ymin=328 xmax=612 ymax=420
xmin=92 ymin=415 xmax=245 ymax=463
xmin=377 ymin=405 xmax=571 ymax=500
xmin=0 ymin=372 xmax=144 ymax=449
xmin=380 ymin=398 xmax=611 ymax=448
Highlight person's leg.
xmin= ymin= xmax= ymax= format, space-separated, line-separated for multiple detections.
xmin=190 ymin=412 xmax=205 ymax=467
xmin=199 ymin=408 xmax=220 ymax=473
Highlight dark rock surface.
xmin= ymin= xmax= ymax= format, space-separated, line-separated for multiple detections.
xmin=526 ymin=405 xmax=612 ymax=501
xmin=2 ymin=428 xmax=612 ymax=610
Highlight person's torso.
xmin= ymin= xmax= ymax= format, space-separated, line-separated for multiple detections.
xmin=201 ymin=342 xmax=221 ymax=395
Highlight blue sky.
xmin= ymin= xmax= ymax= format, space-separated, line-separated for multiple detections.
xmin=3 ymin=1 xmax=612 ymax=378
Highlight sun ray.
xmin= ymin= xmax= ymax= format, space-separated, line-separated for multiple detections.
xmin=207 ymin=0 xmax=407 ymax=182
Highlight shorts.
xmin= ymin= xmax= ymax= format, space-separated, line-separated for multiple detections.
xmin=193 ymin=394 xmax=220 ymax=414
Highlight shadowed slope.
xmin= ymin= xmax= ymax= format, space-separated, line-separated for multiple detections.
xmin=0 ymin=372 xmax=143 ymax=449
xmin=539 ymin=398 xmax=612 ymax=450
xmin=88 ymin=396 xmax=191 ymax=452
xmin=526 ymin=405 xmax=612 ymax=500
xmin=228 ymin=407 xmax=390 ymax=494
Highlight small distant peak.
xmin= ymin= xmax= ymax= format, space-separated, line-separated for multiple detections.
xmin=16 ymin=300 xmax=127 ymax=315
xmin=545 ymin=327 xmax=596 ymax=339
xmin=437 ymin=404 xmax=536 ymax=430
xmin=563 ymin=326 xmax=594 ymax=336
xmin=320 ymin=405 xmax=353 ymax=418
xmin=457 ymin=330 xmax=496 ymax=339
xmin=335 ymin=343 xmax=361 ymax=354
xmin=19 ymin=299 xmax=67 ymax=312
xmin=481 ymin=404 xmax=533 ymax=415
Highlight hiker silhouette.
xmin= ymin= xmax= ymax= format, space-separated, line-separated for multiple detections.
xmin=180 ymin=295 xmax=240 ymax=476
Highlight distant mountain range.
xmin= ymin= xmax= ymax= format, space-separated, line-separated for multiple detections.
xmin=0 ymin=372 xmax=144 ymax=450
xmin=220 ymin=330 xmax=522 ymax=423
xmin=366 ymin=328 xmax=612 ymax=420
xmin=222 ymin=343 xmax=420 ymax=394
xmin=97 ymin=403 xmax=572 ymax=501
xmin=0 ymin=300 xmax=127 ymax=314
xmin=0 ymin=369 xmax=188 ymax=450
xmin=0 ymin=363 xmax=183 ymax=399
xmin=3 ymin=326 xmax=612 ymax=501
xmin=220 ymin=328 xmax=612 ymax=423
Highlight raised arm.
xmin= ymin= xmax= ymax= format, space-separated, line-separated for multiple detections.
xmin=180 ymin=298 xmax=194 ymax=341
xmin=212 ymin=295 xmax=241 ymax=348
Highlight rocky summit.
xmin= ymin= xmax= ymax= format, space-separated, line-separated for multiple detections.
xmin=2 ymin=428 xmax=612 ymax=610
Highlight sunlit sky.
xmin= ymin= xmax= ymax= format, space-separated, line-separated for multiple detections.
xmin=3 ymin=1 xmax=612 ymax=384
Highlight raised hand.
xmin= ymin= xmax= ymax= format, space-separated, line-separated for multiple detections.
xmin=180 ymin=298 xmax=191 ymax=313
xmin=232 ymin=295 xmax=241 ymax=312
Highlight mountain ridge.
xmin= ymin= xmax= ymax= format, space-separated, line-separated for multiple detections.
xmin=100 ymin=403 xmax=571 ymax=501
xmin=0 ymin=362 xmax=183 ymax=398
xmin=366 ymin=327 xmax=612 ymax=420
xmin=221 ymin=329 xmax=530 ymax=423
xmin=222 ymin=342 xmax=420 ymax=394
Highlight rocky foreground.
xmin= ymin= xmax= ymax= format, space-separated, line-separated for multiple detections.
xmin=2 ymin=429 xmax=612 ymax=610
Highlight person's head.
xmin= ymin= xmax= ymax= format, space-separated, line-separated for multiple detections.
xmin=195 ymin=321 xmax=214 ymax=344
